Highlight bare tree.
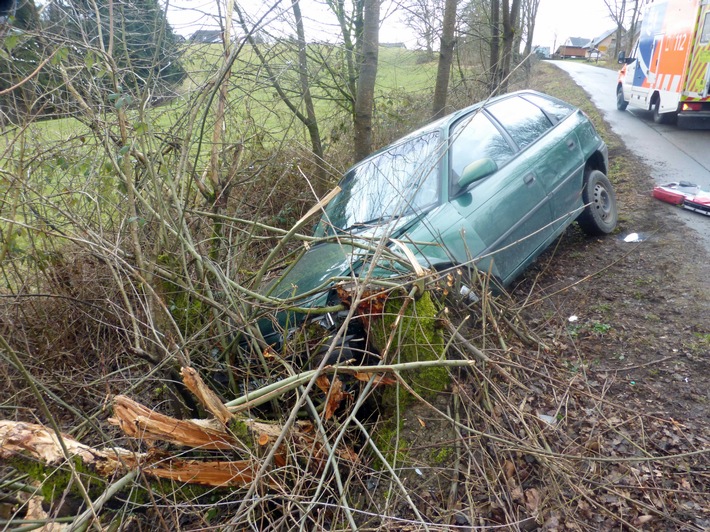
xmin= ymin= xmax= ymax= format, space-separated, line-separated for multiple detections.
xmin=520 ymin=0 xmax=541 ymax=60
xmin=432 ymin=0 xmax=458 ymax=119
xmin=398 ymin=0 xmax=445 ymax=57
xmin=291 ymin=0 xmax=327 ymax=191
xmin=625 ymin=0 xmax=641 ymax=54
xmin=353 ymin=0 xmax=380 ymax=161
xmin=323 ymin=0 xmax=361 ymax=114
xmin=602 ymin=0 xmax=627 ymax=57
xmin=232 ymin=1 xmax=329 ymax=194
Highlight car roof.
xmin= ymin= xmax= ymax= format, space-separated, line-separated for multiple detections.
xmin=354 ymin=90 xmax=562 ymax=165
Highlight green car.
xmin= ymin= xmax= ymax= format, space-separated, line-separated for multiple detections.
xmin=263 ymin=90 xmax=616 ymax=340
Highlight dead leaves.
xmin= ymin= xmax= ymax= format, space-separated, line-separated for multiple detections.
xmin=352 ymin=371 xmax=397 ymax=386
xmin=315 ymin=375 xmax=351 ymax=420
xmin=335 ymin=282 xmax=389 ymax=328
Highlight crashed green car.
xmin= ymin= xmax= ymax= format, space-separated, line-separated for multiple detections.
xmin=262 ymin=90 xmax=617 ymax=341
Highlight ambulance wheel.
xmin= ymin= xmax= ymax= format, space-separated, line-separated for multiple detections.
xmin=652 ymin=99 xmax=673 ymax=124
xmin=577 ymin=170 xmax=618 ymax=236
xmin=616 ymin=86 xmax=628 ymax=111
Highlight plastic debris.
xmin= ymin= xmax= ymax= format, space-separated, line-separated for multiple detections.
xmin=652 ymin=181 xmax=710 ymax=216
xmin=568 ymin=315 xmax=579 ymax=322
xmin=623 ymin=232 xmax=646 ymax=242
xmin=537 ymin=414 xmax=557 ymax=425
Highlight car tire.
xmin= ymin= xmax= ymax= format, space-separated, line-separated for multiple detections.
xmin=577 ymin=170 xmax=618 ymax=236
xmin=616 ymin=85 xmax=628 ymax=111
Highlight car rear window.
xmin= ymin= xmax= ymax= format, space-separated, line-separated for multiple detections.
xmin=521 ymin=93 xmax=574 ymax=122
xmin=486 ymin=96 xmax=553 ymax=150
xmin=450 ymin=111 xmax=515 ymax=181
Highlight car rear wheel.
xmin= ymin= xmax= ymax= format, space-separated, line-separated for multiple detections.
xmin=577 ymin=170 xmax=618 ymax=236
xmin=616 ymin=85 xmax=628 ymax=111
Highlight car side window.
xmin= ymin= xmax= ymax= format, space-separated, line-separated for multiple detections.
xmin=450 ymin=111 xmax=515 ymax=182
xmin=520 ymin=93 xmax=574 ymax=123
xmin=486 ymin=96 xmax=554 ymax=150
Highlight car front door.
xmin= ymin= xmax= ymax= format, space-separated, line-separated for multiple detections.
xmin=448 ymin=105 xmax=552 ymax=283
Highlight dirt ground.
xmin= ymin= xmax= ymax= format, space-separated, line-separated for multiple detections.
xmin=504 ymin=136 xmax=710 ymax=529
xmin=516 ymin=142 xmax=710 ymax=429
xmin=377 ymin=95 xmax=710 ymax=529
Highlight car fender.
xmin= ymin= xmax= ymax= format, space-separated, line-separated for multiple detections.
xmin=396 ymin=204 xmax=499 ymax=278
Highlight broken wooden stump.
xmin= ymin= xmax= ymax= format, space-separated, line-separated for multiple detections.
xmin=0 ymin=364 xmax=359 ymax=508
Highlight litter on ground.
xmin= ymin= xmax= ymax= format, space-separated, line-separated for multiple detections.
xmin=652 ymin=181 xmax=710 ymax=216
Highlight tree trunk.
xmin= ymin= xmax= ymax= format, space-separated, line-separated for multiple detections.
xmin=614 ymin=25 xmax=624 ymax=57
xmin=522 ymin=0 xmax=540 ymax=59
xmin=432 ymin=0 xmax=458 ymax=120
xmin=489 ymin=0 xmax=501 ymax=92
xmin=353 ymin=0 xmax=380 ymax=162
xmin=602 ymin=0 xmax=627 ymax=57
xmin=627 ymin=0 xmax=640 ymax=54
xmin=292 ymin=0 xmax=328 ymax=194
xmin=499 ymin=0 xmax=520 ymax=94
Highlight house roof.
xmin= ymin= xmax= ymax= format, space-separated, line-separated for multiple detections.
xmin=589 ymin=27 xmax=620 ymax=46
xmin=190 ymin=30 xmax=223 ymax=43
xmin=565 ymin=37 xmax=591 ymax=48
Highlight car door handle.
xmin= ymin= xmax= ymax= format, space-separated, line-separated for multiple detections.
xmin=567 ymin=139 xmax=576 ymax=150
xmin=524 ymin=174 xmax=535 ymax=185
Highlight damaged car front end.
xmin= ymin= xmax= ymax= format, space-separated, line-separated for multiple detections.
xmin=244 ymin=89 xmax=617 ymax=371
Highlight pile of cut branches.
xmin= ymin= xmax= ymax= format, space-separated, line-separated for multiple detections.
xmin=1 ymin=273 xmax=708 ymax=531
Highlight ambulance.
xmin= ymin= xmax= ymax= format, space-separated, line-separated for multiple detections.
xmin=616 ymin=0 xmax=710 ymax=127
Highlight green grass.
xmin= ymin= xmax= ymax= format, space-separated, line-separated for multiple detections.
xmin=2 ymin=44 xmax=437 ymax=160
xmin=0 ymin=43 xmax=439 ymax=272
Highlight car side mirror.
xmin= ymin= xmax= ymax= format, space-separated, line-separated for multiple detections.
xmin=618 ymin=51 xmax=636 ymax=64
xmin=458 ymin=158 xmax=497 ymax=189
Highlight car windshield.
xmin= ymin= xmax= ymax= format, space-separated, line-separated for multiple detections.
xmin=318 ymin=131 xmax=441 ymax=235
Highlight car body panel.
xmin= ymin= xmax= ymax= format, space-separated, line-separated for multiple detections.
xmin=262 ymin=90 xmax=610 ymax=328
xmin=532 ymin=112 xmax=588 ymax=230
xmin=459 ymin=149 xmax=551 ymax=282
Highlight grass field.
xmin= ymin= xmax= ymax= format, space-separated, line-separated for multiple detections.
xmin=1 ymin=43 xmax=439 ymax=170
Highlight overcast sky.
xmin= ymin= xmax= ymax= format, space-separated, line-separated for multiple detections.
xmin=166 ymin=0 xmax=617 ymax=52
xmin=536 ymin=0 xmax=616 ymax=51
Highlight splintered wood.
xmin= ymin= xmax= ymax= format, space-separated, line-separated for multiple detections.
xmin=0 ymin=420 xmax=264 ymax=488
xmin=0 ymin=367 xmax=292 ymax=489
xmin=0 ymin=366 xmax=360 ymax=493
xmin=110 ymin=395 xmax=244 ymax=450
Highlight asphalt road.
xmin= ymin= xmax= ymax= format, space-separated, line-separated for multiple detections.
xmin=550 ymin=60 xmax=710 ymax=251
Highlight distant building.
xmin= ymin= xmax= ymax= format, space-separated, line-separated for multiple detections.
xmin=190 ymin=30 xmax=223 ymax=44
xmin=555 ymin=37 xmax=590 ymax=59
xmin=381 ymin=42 xmax=406 ymax=49
xmin=587 ymin=27 xmax=624 ymax=58
xmin=532 ymin=46 xmax=551 ymax=59
xmin=553 ymin=29 xmax=625 ymax=60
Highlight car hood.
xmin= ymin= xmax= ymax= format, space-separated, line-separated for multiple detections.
xmin=266 ymin=213 xmax=427 ymax=308
xmin=266 ymin=240 xmax=360 ymax=307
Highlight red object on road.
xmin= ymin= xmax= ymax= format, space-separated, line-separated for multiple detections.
xmin=652 ymin=182 xmax=710 ymax=216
